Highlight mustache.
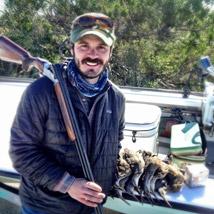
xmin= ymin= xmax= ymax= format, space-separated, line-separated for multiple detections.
xmin=82 ymin=57 xmax=103 ymax=65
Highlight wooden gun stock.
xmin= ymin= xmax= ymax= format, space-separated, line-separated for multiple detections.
xmin=0 ymin=35 xmax=75 ymax=139
xmin=0 ymin=35 xmax=31 ymax=64
xmin=0 ymin=35 xmax=44 ymax=72
xmin=54 ymin=85 xmax=76 ymax=141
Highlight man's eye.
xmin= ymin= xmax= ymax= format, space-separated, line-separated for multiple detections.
xmin=98 ymin=46 xmax=108 ymax=52
xmin=79 ymin=44 xmax=88 ymax=50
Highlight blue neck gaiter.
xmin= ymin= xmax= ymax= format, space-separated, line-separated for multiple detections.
xmin=67 ymin=59 xmax=109 ymax=97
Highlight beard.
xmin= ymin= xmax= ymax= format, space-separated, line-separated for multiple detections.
xmin=75 ymin=57 xmax=109 ymax=80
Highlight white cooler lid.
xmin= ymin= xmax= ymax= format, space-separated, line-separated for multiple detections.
xmin=125 ymin=103 xmax=161 ymax=131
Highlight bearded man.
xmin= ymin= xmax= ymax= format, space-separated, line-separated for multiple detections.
xmin=10 ymin=12 xmax=125 ymax=214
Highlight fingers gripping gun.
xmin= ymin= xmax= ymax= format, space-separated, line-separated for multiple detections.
xmin=0 ymin=35 xmax=103 ymax=214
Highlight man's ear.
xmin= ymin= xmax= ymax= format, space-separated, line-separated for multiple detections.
xmin=70 ymin=46 xmax=74 ymax=56
xmin=109 ymin=46 xmax=114 ymax=58
xmin=68 ymin=42 xmax=74 ymax=56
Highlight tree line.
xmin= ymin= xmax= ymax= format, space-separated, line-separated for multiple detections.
xmin=0 ymin=0 xmax=214 ymax=91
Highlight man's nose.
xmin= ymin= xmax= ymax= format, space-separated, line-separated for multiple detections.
xmin=87 ymin=48 xmax=98 ymax=58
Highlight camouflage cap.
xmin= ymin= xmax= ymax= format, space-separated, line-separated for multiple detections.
xmin=70 ymin=12 xmax=116 ymax=46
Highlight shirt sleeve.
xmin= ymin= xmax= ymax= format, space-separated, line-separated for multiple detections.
xmin=10 ymin=81 xmax=70 ymax=191
xmin=53 ymin=172 xmax=76 ymax=193
xmin=118 ymin=95 xmax=126 ymax=142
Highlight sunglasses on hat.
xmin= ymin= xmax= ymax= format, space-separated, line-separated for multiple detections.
xmin=70 ymin=13 xmax=116 ymax=46
xmin=73 ymin=15 xmax=114 ymax=31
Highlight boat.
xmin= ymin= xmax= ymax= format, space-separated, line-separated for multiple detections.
xmin=0 ymin=65 xmax=214 ymax=214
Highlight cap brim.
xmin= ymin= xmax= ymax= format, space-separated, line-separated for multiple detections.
xmin=72 ymin=29 xmax=114 ymax=46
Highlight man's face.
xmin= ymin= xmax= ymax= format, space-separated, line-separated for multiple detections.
xmin=72 ymin=35 xmax=112 ymax=84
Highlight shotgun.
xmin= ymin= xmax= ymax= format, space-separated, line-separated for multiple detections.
xmin=0 ymin=35 xmax=76 ymax=140
xmin=0 ymin=35 xmax=103 ymax=214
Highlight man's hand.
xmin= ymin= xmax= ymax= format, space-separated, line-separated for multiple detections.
xmin=67 ymin=178 xmax=106 ymax=207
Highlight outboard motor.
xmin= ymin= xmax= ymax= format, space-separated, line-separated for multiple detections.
xmin=199 ymin=56 xmax=214 ymax=129
xmin=200 ymin=56 xmax=214 ymax=167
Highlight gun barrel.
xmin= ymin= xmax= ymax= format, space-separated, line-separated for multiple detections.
xmin=0 ymin=35 xmax=31 ymax=64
